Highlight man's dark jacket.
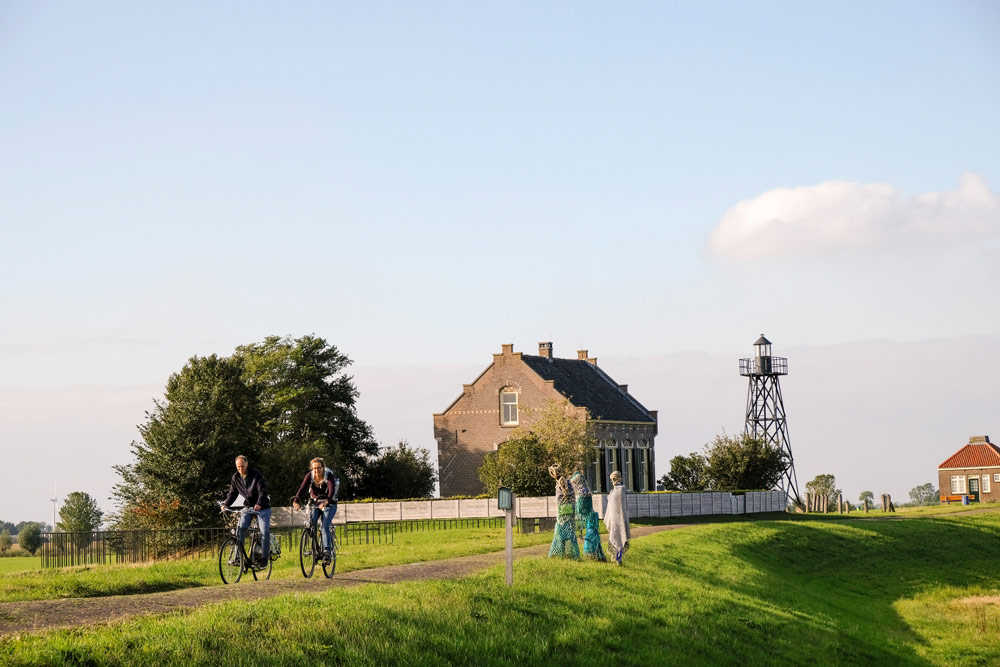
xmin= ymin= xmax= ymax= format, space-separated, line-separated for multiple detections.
xmin=222 ymin=468 xmax=271 ymax=510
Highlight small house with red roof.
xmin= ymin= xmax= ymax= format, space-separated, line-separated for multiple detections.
xmin=938 ymin=435 xmax=1000 ymax=503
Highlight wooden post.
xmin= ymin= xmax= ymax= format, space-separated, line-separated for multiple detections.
xmin=838 ymin=493 xmax=843 ymax=514
xmin=505 ymin=498 xmax=514 ymax=586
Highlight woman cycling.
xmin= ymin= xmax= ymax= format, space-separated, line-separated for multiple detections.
xmin=292 ymin=457 xmax=340 ymax=565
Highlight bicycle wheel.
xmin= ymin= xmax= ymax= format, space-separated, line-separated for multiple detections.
xmin=219 ymin=536 xmax=243 ymax=584
xmin=322 ymin=539 xmax=336 ymax=579
xmin=299 ymin=527 xmax=316 ymax=578
xmin=248 ymin=533 xmax=272 ymax=581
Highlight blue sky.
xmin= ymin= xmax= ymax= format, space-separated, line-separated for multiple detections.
xmin=2 ymin=2 xmax=998 ymax=522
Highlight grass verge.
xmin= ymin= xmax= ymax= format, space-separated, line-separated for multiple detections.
xmin=3 ymin=510 xmax=998 ymax=665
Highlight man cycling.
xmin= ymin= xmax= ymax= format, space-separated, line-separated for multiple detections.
xmin=292 ymin=457 xmax=339 ymax=565
xmin=221 ymin=454 xmax=272 ymax=568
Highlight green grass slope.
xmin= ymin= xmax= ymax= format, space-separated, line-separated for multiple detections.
xmin=3 ymin=510 xmax=999 ymax=666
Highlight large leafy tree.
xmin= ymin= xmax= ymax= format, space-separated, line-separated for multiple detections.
xmin=478 ymin=399 xmax=596 ymax=497
xmin=660 ymin=453 xmax=709 ymax=491
xmin=58 ymin=492 xmax=104 ymax=532
xmin=703 ymin=432 xmax=788 ymax=491
xmin=112 ymin=353 xmax=265 ymax=529
xmin=478 ymin=437 xmax=553 ymax=497
xmin=113 ymin=336 xmax=377 ymax=529
xmin=859 ymin=490 xmax=874 ymax=505
xmin=235 ymin=335 xmax=378 ymax=500
xmin=355 ymin=441 xmax=438 ymax=499
xmin=0 ymin=529 xmax=11 ymax=553
xmin=805 ymin=474 xmax=841 ymax=504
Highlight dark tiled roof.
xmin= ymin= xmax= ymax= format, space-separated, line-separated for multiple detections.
xmin=939 ymin=443 xmax=1000 ymax=469
xmin=521 ymin=355 xmax=655 ymax=423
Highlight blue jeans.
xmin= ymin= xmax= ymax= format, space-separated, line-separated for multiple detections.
xmin=237 ymin=508 xmax=271 ymax=562
xmin=311 ymin=503 xmax=337 ymax=553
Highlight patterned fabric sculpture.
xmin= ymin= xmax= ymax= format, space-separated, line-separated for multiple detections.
xmin=570 ymin=471 xmax=606 ymax=561
xmin=604 ymin=470 xmax=631 ymax=565
xmin=548 ymin=464 xmax=580 ymax=559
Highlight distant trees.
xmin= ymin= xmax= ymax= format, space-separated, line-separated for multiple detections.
xmin=661 ymin=433 xmax=787 ymax=492
xmin=58 ymin=492 xmax=104 ymax=533
xmin=908 ymin=483 xmax=938 ymax=506
xmin=859 ymin=490 xmax=874 ymax=505
xmin=478 ymin=399 xmax=595 ymax=497
xmin=355 ymin=441 xmax=438 ymax=499
xmin=806 ymin=474 xmax=841 ymax=505
xmin=659 ymin=453 xmax=708 ymax=491
xmin=0 ymin=520 xmax=14 ymax=535
xmin=112 ymin=335 xmax=378 ymax=529
xmin=18 ymin=524 xmax=42 ymax=555
xmin=0 ymin=529 xmax=11 ymax=553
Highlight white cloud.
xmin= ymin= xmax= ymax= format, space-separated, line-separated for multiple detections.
xmin=708 ymin=173 xmax=1000 ymax=259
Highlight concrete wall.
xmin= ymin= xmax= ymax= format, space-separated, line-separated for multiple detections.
xmin=271 ymin=491 xmax=786 ymax=527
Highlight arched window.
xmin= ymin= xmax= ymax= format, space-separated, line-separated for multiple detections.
xmin=500 ymin=390 xmax=518 ymax=426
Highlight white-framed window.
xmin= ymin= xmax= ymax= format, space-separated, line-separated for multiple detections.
xmin=500 ymin=391 xmax=518 ymax=425
xmin=950 ymin=475 xmax=966 ymax=494
xmin=637 ymin=449 xmax=648 ymax=492
xmin=984 ymin=475 xmax=992 ymax=493
xmin=994 ymin=474 xmax=1000 ymax=483
xmin=623 ymin=449 xmax=633 ymax=491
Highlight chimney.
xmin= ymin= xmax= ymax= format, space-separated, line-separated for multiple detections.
xmin=538 ymin=342 xmax=553 ymax=359
xmin=970 ymin=435 xmax=992 ymax=444
xmin=501 ymin=343 xmax=514 ymax=355
xmin=577 ymin=350 xmax=588 ymax=360
xmin=618 ymin=384 xmax=628 ymax=393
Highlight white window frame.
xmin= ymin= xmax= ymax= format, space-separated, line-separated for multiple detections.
xmin=623 ymin=449 xmax=633 ymax=491
xmin=984 ymin=475 xmax=992 ymax=493
xmin=950 ymin=475 xmax=966 ymax=494
xmin=637 ymin=449 xmax=648 ymax=492
xmin=500 ymin=391 xmax=518 ymax=426
xmin=994 ymin=474 xmax=1000 ymax=483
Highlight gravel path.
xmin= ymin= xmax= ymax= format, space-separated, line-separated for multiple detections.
xmin=0 ymin=523 xmax=685 ymax=636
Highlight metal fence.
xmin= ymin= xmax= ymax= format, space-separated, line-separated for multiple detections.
xmin=41 ymin=521 xmax=396 ymax=569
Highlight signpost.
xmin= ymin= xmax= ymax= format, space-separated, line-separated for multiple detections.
xmin=498 ymin=487 xmax=514 ymax=586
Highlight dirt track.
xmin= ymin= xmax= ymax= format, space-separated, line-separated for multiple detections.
xmin=0 ymin=524 xmax=683 ymax=636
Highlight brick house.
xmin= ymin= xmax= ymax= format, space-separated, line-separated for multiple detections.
xmin=938 ymin=435 xmax=1000 ymax=503
xmin=434 ymin=342 xmax=658 ymax=497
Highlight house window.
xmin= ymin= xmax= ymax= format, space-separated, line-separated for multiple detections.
xmin=637 ymin=449 xmax=648 ymax=492
xmin=500 ymin=391 xmax=518 ymax=425
xmin=994 ymin=474 xmax=1000 ymax=483
xmin=984 ymin=475 xmax=992 ymax=493
xmin=623 ymin=449 xmax=633 ymax=491
xmin=950 ymin=475 xmax=966 ymax=494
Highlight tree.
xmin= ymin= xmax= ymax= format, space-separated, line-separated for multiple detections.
xmin=659 ymin=453 xmax=709 ymax=491
xmin=0 ymin=529 xmax=11 ymax=553
xmin=58 ymin=492 xmax=104 ymax=532
xmin=703 ymin=432 xmax=788 ymax=491
xmin=112 ymin=336 xmax=378 ymax=529
xmin=355 ymin=441 xmax=438 ymax=499
xmin=112 ymin=353 xmax=266 ymax=529
xmin=805 ymin=474 xmax=841 ymax=504
xmin=478 ymin=399 xmax=596 ymax=497
xmin=18 ymin=523 xmax=41 ymax=555
xmin=859 ymin=490 xmax=874 ymax=505
xmin=236 ymin=335 xmax=378 ymax=500
xmin=478 ymin=437 xmax=553 ymax=497
xmin=0 ymin=520 xmax=14 ymax=535
xmin=14 ymin=520 xmax=42 ymax=534
xmin=909 ymin=483 xmax=938 ymax=506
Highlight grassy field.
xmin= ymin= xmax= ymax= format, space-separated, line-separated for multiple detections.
xmin=0 ymin=558 xmax=41 ymax=576
xmin=3 ymin=509 xmax=999 ymax=665
xmin=0 ymin=523 xmax=555 ymax=603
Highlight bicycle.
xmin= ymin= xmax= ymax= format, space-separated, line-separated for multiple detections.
xmin=218 ymin=505 xmax=275 ymax=584
xmin=297 ymin=499 xmax=337 ymax=579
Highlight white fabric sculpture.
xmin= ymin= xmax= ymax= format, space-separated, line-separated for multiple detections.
xmin=604 ymin=471 xmax=631 ymax=564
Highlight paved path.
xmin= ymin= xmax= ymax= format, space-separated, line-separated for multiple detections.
xmin=0 ymin=523 xmax=687 ymax=636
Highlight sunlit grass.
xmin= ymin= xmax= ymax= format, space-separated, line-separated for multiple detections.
xmin=3 ymin=510 xmax=998 ymax=665
xmin=0 ymin=523 xmax=554 ymax=602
